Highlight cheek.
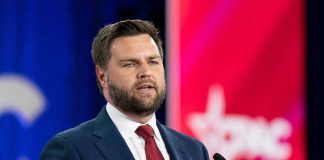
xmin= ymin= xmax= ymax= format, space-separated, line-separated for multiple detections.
xmin=116 ymin=78 xmax=135 ymax=90
xmin=155 ymin=70 xmax=166 ymax=87
xmin=109 ymin=70 xmax=135 ymax=89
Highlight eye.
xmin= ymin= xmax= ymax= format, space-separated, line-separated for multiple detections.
xmin=149 ymin=60 xmax=159 ymax=65
xmin=123 ymin=63 xmax=135 ymax=68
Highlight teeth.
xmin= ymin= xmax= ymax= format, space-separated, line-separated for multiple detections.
xmin=139 ymin=85 xmax=151 ymax=89
xmin=137 ymin=84 xmax=153 ymax=90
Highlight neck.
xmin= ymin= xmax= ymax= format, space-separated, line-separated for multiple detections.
xmin=126 ymin=113 xmax=154 ymax=124
xmin=107 ymin=99 xmax=155 ymax=124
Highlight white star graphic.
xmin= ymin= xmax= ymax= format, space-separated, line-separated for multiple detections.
xmin=186 ymin=84 xmax=292 ymax=160
xmin=186 ymin=84 xmax=226 ymax=157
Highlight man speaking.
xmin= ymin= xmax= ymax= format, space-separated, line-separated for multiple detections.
xmin=41 ymin=19 xmax=209 ymax=160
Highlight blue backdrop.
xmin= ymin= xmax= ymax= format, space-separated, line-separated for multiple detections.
xmin=0 ymin=1 xmax=165 ymax=159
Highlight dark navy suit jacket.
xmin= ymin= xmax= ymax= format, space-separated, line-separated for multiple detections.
xmin=40 ymin=107 xmax=209 ymax=160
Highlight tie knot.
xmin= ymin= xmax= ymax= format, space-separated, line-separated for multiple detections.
xmin=135 ymin=124 xmax=154 ymax=140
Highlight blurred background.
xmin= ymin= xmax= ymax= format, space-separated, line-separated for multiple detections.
xmin=0 ymin=0 xmax=323 ymax=159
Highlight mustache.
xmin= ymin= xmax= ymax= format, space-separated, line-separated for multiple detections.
xmin=133 ymin=79 xmax=157 ymax=90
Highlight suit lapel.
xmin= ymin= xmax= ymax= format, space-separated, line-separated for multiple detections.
xmin=157 ymin=122 xmax=191 ymax=160
xmin=91 ymin=108 xmax=191 ymax=160
xmin=93 ymin=108 xmax=135 ymax=160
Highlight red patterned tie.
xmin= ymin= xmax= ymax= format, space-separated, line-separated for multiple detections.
xmin=135 ymin=124 xmax=164 ymax=160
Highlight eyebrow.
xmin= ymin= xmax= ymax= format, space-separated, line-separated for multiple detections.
xmin=120 ymin=58 xmax=137 ymax=62
xmin=120 ymin=56 xmax=161 ymax=62
xmin=147 ymin=55 xmax=161 ymax=60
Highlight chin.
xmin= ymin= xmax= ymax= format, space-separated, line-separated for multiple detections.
xmin=136 ymin=92 xmax=156 ymax=99
xmin=141 ymin=99 xmax=155 ymax=107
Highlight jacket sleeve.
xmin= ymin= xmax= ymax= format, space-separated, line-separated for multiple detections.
xmin=40 ymin=135 xmax=81 ymax=160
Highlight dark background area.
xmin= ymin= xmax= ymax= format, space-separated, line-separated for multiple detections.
xmin=307 ymin=0 xmax=324 ymax=159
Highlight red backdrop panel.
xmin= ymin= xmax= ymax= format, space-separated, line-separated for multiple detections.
xmin=167 ymin=0 xmax=305 ymax=159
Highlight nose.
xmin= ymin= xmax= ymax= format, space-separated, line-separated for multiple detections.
xmin=137 ymin=64 xmax=151 ymax=79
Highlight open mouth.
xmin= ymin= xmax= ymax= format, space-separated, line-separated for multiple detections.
xmin=137 ymin=83 xmax=154 ymax=91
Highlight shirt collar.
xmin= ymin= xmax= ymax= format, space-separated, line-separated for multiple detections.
xmin=106 ymin=102 xmax=163 ymax=141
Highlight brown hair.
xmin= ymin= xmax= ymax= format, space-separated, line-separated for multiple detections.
xmin=91 ymin=19 xmax=163 ymax=93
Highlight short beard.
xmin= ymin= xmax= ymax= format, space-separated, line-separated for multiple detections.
xmin=107 ymin=78 xmax=166 ymax=117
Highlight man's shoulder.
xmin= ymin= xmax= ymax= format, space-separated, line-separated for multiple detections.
xmin=158 ymin=123 xmax=209 ymax=159
xmin=40 ymin=118 xmax=102 ymax=159
xmin=53 ymin=118 xmax=97 ymax=144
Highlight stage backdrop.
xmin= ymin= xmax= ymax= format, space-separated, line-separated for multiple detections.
xmin=167 ymin=0 xmax=305 ymax=159
xmin=0 ymin=1 xmax=164 ymax=159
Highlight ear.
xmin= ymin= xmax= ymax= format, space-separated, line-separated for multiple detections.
xmin=96 ymin=65 xmax=108 ymax=89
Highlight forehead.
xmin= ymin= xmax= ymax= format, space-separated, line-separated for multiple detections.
xmin=110 ymin=34 xmax=160 ymax=59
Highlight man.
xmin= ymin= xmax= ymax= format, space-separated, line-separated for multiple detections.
xmin=41 ymin=19 xmax=209 ymax=160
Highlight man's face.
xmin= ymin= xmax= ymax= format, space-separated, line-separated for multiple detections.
xmin=106 ymin=34 xmax=166 ymax=116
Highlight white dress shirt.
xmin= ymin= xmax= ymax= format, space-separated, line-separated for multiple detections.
xmin=106 ymin=102 xmax=170 ymax=160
